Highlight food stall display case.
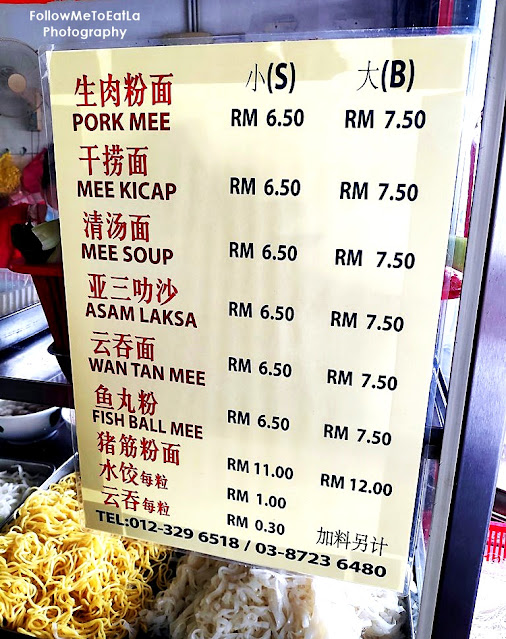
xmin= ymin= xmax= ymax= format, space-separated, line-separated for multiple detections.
xmin=0 ymin=0 xmax=505 ymax=638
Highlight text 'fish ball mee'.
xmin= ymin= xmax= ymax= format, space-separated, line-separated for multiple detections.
xmin=0 ymin=474 xmax=172 ymax=639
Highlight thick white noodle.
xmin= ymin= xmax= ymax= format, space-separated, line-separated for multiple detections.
xmin=141 ymin=553 xmax=404 ymax=639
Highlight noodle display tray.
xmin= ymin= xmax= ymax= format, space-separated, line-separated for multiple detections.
xmin=27 ymin=452 xmax=77 ymax=492
xmin=0 ymin=458 xmax=54 ymax=529
xmin=0 ymin=454 xmax=76 ymax=531
xmin=0 ymin=455 xmax=77 ymax=639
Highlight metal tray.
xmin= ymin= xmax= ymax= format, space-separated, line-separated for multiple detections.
xmin=0 ymin=455 xmax=77 ymax=638
xmin=0 ymin=458 xmax=54 ymax=528
xmin=0 ymin=458 xmax=54 ymax=476
xmin=36 ymin=453 xmax=77 ymax=491
xmin=0 ymin=455 xmax=75 ymax=532
xmin=0 ymin=305 xmax=47 ymax=352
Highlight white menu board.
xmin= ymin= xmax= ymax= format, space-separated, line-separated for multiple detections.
xmin=49 ymin=34 xmax=472 ymax=591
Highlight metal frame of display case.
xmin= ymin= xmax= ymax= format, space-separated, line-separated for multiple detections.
xmin=417 ymin=1 xmax=506 ymax=635
xmin=432 ymin=80 xmax=506 ymax=639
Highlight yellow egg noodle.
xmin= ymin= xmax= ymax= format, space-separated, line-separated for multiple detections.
xmin=0 ymin=474 xmax=172 ymax=639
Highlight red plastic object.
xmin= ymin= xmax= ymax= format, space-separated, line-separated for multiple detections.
xmin=21 ymin=150 xmax=45 ymax=194
xmin=485 ymin=522 xmax=506 ymax=562
xmin=9 ymin=258 xmax=69 ymax=355
xmin=441 ymin=267 xmax=463 ymax=300
xmin=438 ymin=0 xmax=455 ymax=27
xmin=0 ymin=204 xmax=27 ymax=268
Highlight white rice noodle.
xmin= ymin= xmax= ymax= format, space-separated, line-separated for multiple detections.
xmin=141 ymin=553 xmax=405 ymax=639
xmin=0 ymin=464 xmax=41 ymax=521
xmin=121 ymin=619 xmax=138 ymax=638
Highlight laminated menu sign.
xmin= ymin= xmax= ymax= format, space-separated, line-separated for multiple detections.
xmin=48 ymin=34 xmax=472 ymax=591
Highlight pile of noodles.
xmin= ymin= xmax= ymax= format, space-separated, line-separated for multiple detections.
xmin=141 ymin=553 xmax=405 ymax=639
xmin=0 ymin=464 xmax=43 ymax=523
xmin=0 ymin=474 xmax=171 ymax=639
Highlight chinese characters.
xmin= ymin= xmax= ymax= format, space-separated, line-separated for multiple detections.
xmin=75 ymin=72 xmax=173 ymax=108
